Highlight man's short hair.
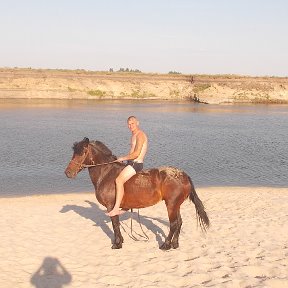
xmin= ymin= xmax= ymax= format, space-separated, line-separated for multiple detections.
xmin=127 ymin=116 xmax=137 ymax=121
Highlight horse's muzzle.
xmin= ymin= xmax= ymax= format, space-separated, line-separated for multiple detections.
xmin=65 ymin=168 xmax=76 ymax=178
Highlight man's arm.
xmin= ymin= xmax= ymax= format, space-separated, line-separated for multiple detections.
xmin=117 ymin=132 xmax=145 ymax=161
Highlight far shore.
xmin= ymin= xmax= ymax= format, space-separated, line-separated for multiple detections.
xmin=1 ymin=68 xmax=287 ymax=104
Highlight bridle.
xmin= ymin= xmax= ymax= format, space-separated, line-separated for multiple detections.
xmin=70 ymin=144 xmax=117 ymax=170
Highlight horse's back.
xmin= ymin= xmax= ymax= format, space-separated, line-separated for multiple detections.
xmin=157 ymin=166 xmax=191 ymax=203
xmin=122 ymin=168 xmax=162 ymax=209
xmin=121 ymin=166 xmax=191 ymax=209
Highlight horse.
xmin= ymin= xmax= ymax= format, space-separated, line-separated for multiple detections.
xmin=64 ymin=137 xmax=210 ymax=250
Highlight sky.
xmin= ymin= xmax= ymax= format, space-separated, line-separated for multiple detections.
xmin=0 ymin=0 xmax=287 ymax=76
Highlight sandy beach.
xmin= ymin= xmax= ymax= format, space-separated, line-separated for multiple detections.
xmin=0 ymin=187 xmax=287 ymax=288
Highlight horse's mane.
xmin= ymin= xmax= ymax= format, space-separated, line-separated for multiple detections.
xmin=72 ymin=141 xmax=86 ymax=154
xmin=90 ymin=140 xmax=117 ymax=160
xmin=72 ymin=138 xmax=118 ymax=161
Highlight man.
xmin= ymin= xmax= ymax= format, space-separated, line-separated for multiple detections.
xmin=106 ymin=116 xmax=148 ymax=217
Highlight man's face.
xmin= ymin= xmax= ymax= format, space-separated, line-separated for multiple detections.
xmin=127 ymin=118 xmax=138 ymax=132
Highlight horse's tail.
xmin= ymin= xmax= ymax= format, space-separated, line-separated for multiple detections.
xmin=188 ymin=176 xmax=210 ymax=232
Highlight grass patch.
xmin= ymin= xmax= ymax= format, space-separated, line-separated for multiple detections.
xmin=131 ymin=89 xmax=156 ymax=98
xmin=87 ymin=89 xmax=107 ymax=98
xmin=193 ymin=83 xmax=211 ymax=93
xmin=120 ymin=90 xmax=156 ymax=98
xmin=169 ymin=89 xmax=180 ymax=97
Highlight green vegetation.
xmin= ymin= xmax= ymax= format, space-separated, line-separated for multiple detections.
xmin=131 ymin=89 xmax=155 ymax=98
xmin=120 ymin=90 xmax=156 ymax=99
xmin=117 ymin=68 xmax=142 ymax=73
xmin=193 ymin=83 xmax=211 ymax=93
xmin=87 ymin=89 xmax=107 ymax=98
xmin=169 ymin=89 xmax=180 ymax=97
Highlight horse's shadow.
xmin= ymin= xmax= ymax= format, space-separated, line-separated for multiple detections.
xmin=60 ymin=200 xmax=169 ymax=246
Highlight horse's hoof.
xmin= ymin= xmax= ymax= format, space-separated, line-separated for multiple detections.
xmin=172 ymin=242 xmax=179 ymax=249
xmin=160 ymin=243 xmax=171 ymax=250
xmin=111 ymin=243 xmax=122 ymax=249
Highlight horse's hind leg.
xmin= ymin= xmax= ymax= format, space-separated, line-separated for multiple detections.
xmin=160 ymin=204 xmax=181 ymax=250
xmin=110 ymin=215 xmax=124 ymax=249
xmin=171 ymin=212 xmax=182 ymax=249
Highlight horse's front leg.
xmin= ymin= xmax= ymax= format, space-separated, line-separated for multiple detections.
xmin=110 ymin=215 xmax=124 ymax=249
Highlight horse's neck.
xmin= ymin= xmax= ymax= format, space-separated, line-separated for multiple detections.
xmin=90 ymin=145 xmax=115 ymax=165
xmin=88 ymin=162 xmax=123 ymax=192
xmin=88 ymin=146 xmax=121 ymax=186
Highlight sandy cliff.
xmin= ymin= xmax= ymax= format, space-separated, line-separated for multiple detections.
xmin=0 ymin=68 xmax=287 ymax=104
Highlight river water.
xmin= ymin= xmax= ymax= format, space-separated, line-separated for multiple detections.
xmin=1 ymin=99 xmax=287 ymax=197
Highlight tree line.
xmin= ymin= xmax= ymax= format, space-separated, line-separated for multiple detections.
xmin=109 ymin=68 xmax=181 ymax=74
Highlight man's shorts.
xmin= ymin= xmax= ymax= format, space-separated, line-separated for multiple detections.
xmin=126 ymin=160 xmax=144 ymax=173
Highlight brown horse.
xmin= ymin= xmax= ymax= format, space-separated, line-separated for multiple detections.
xmin=65 ymin=137 xmax=209 ymax=250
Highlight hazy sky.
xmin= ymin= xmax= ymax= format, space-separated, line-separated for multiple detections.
xmin=1 ymin=0 xmax=287 ymax=76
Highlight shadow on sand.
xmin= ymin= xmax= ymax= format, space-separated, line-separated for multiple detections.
xmin=31 ymin=257 xmax=72 ymax=288
xmin=60 ymin=200 xmax=169 ymax=246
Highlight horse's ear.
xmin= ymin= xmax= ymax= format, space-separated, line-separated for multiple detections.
xmin=83 ymin=137 xmax=89 ymax=143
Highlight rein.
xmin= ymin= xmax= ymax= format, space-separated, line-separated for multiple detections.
xmin=120 ymin=209 xmax=149 ymax=242
xmin=82 ymin=160 xmax=117 ymax=168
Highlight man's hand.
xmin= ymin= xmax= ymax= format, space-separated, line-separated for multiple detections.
xmin=116 ymin=157 xmax=125 ymax=162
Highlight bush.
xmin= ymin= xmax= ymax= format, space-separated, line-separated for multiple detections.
xmin=117 ymin=68 xmax=142 ymax=73
xmin=193 ymin=83 xmax=211 ymax=93
xmin=87 ymin=89 xmax=106 ymax=98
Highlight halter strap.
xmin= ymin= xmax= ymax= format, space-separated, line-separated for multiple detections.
xmin=70 ymin=144 xmax=118 ymax=169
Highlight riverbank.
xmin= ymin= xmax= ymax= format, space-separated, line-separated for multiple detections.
xmin=1 ymin=187 xmax=287 ymax=288
xmin=0 ymin=68 xmax=287 ymax=104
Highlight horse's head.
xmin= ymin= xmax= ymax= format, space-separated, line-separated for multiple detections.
xmin=65 ymin=137 xmax=91 ymax=178
xmin=65 ymin=137 xmax=117 ymax=178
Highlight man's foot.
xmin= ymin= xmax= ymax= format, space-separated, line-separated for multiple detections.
xmin=106 ymin=209 xmax=127 ymax=217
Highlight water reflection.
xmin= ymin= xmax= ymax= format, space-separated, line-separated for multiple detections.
xmin=1 ymin=98 xmax=288 ymax=114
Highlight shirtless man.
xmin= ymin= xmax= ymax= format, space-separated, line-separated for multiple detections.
xmin=106 ymin=116 xmax=148 ymax=217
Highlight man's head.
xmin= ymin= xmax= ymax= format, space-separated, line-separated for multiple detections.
xmin=127 ymin=116 xmax=139 ymax=132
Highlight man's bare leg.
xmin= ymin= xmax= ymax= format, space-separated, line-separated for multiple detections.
xmin=106 ymin=165 xmax=136 ymax=216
